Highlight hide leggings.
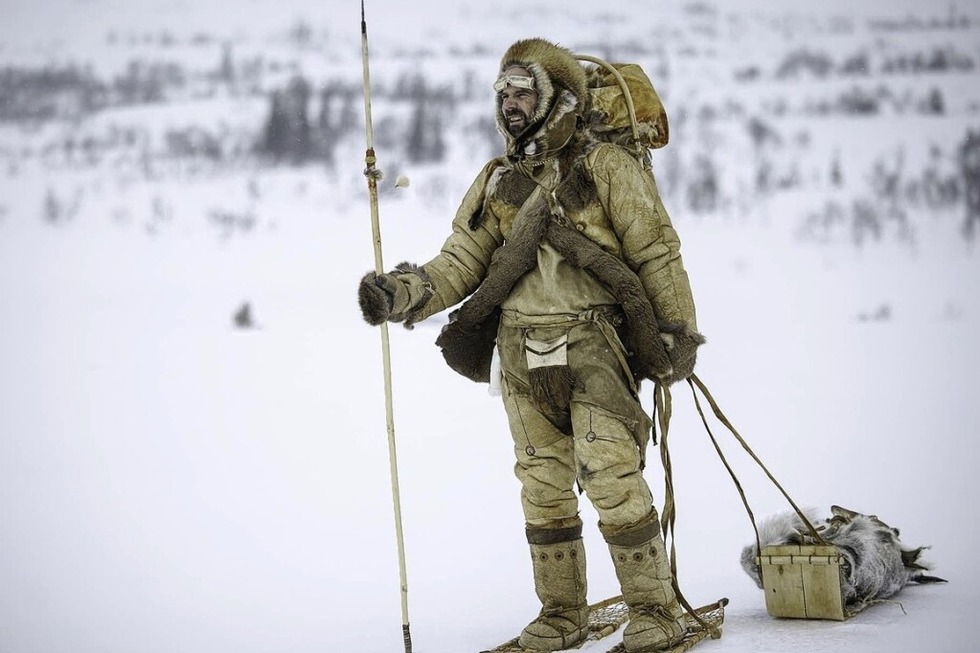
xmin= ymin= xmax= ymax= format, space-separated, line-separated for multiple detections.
xmin=497 ymin=312 xmax=658 ymax=542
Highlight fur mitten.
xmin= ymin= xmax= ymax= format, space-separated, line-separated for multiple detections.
xmin=357 ymin=263 xmax=432 ymax=326
xmin=358 ymin=272 xmax=393 ymax=325
xmin=657 ymin=323 xmax=706 ymax=386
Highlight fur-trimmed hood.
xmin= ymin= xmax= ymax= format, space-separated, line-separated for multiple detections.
xmin=495 ymin=38 xmax=588 ymax=162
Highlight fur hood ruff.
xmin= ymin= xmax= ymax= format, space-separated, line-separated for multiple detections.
xmin=495 ymin=38 xmax=589 ymax=162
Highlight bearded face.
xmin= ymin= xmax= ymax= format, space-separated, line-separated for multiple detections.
xmin=502 ymin=92 xmax=537 ymax=135
xmin=496 ymin=66 xmax=539 ymax=137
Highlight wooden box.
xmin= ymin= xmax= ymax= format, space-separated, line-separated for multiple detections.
xmin=757 ymin=544 xmax=847 ymax=620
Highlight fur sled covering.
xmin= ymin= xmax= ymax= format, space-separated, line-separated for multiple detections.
xmin=740 ymin=505 xmax=947 ymax=609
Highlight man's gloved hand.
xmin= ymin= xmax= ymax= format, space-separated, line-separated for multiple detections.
xmin=358 ymin=272 xmax=397 ymax=325
xmin=658 ymin=326 xmax=706 ymax=385
xmin=357 ymin=264 xmax=431 ymax=326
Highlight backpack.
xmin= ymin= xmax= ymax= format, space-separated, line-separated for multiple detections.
xmin=577 ymin=55 xmax=670 ymax=166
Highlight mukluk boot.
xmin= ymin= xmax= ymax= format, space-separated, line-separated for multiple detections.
xmin=519 ymin=531 xmax=589 ymax=651
xmin=606 ymin=522 xmax=686 ymax=652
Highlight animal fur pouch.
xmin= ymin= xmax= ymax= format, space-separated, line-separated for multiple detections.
xmin=740 ymin=505 xmax=946 ymax=610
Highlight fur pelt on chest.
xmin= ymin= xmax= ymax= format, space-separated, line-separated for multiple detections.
xmin=435 ymin=143 xmax=671 ymax=385
xmin=472 ymin=157 xmax=597 ymax=232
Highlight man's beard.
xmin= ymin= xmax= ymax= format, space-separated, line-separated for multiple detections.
xmin=504 ymin=109 xmax=530 ymax=136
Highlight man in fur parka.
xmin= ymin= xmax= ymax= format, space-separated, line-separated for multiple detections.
xmin=359 ymin=38 xmax=703 ymax=653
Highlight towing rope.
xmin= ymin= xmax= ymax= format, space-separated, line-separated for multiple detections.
xmin=654 ymin=373 xmax=829 ymax=632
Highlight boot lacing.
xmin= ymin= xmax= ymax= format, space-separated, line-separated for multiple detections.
xmin=630 ymin=604 xmax=686 ymax=639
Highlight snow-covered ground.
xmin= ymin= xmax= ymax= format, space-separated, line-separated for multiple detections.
xmin=2 ymin=1 xmax=979 ymax=652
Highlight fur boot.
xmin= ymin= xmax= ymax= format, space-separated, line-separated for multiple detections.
xmin=608 ymin=532 xmax=686 ymax=652
xmin=520 ymin=538 xmax=589 ymax=651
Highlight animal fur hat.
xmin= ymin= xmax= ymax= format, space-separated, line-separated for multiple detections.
xmin=495 ymin=38 xmax=588 ymax=157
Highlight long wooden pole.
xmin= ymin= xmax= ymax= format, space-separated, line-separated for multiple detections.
xmin=360 ymin=3 xmax=412 ymax=651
